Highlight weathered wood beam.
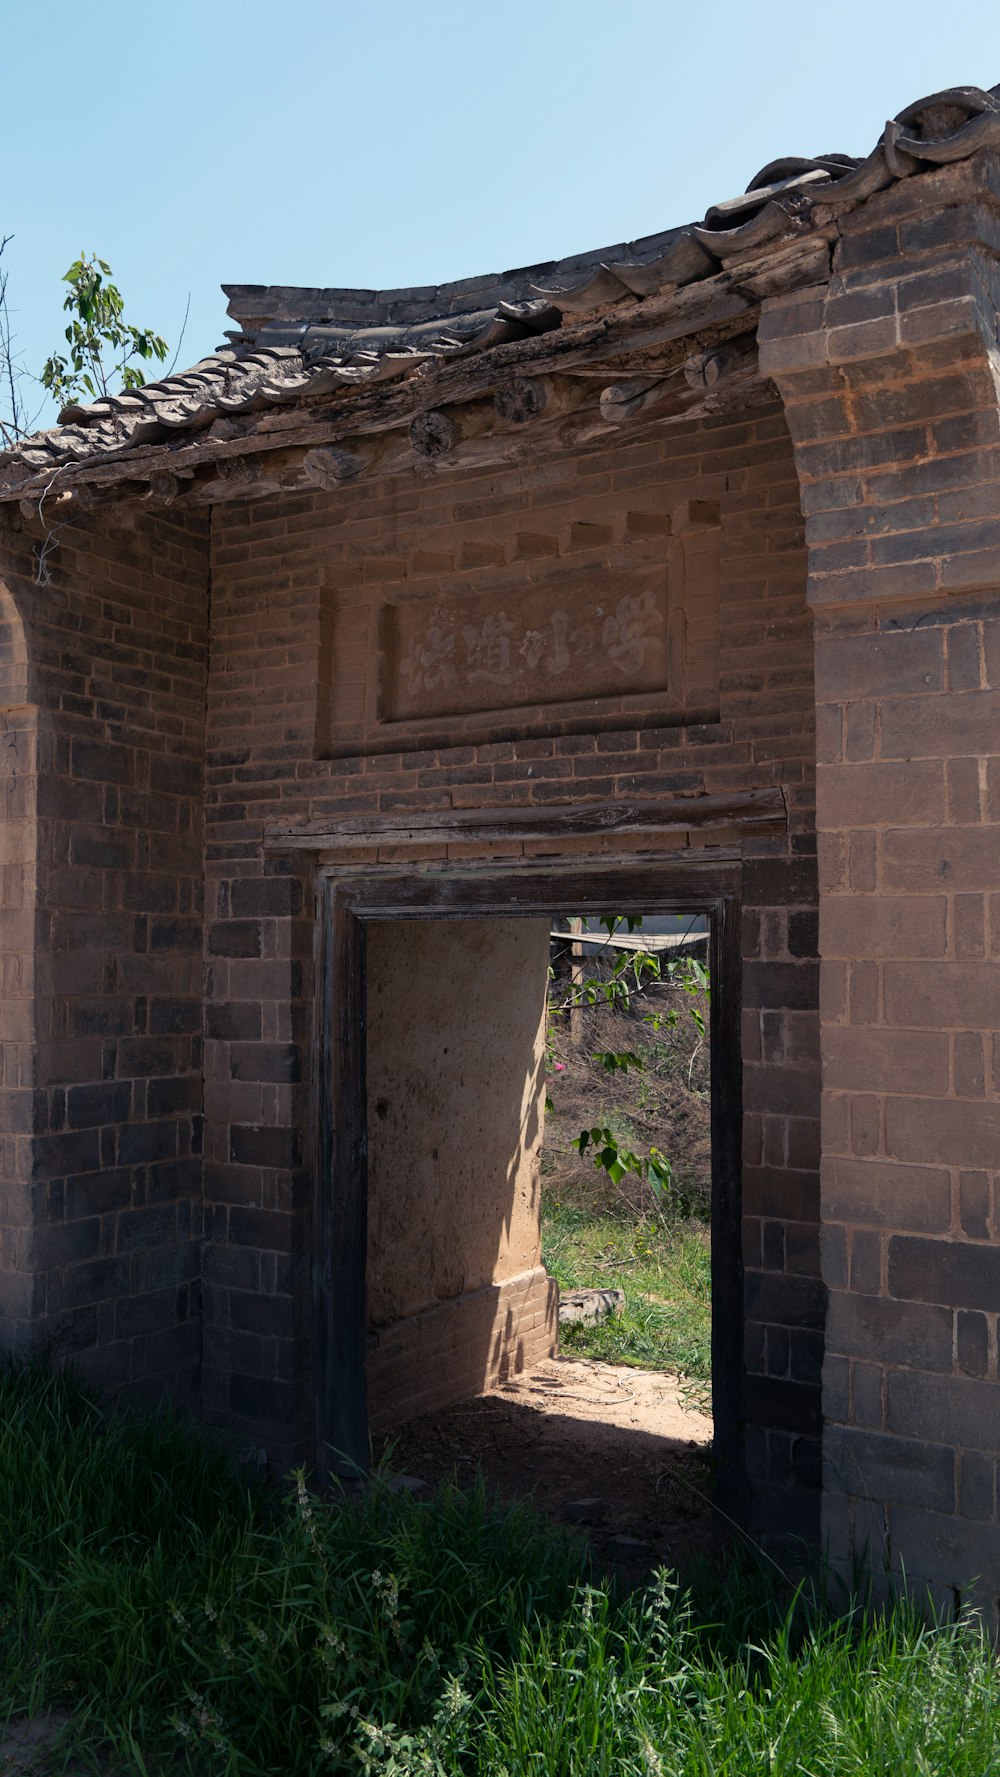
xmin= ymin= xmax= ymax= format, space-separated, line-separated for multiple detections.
xmin=493 ymin=376 xmax=552 ymax=423
xmin=302 ymin=444 xmax=375 ymax=487
xmin=683 ymin=335 xmax=759 ymax=389
xmin=600 ymin=372 xmax=681 ymax=425
xmin=264 ymin=790 xmax=787 ymax=854
xmin=600 ymin=333 xmax=760 ymax=425
xmin=409 ymin=409 xmax=460 ymax=459
xmin=184 ymin=377 xmax=605 ymax=502
xmin=167 ymin=362 xmax=776 ymax=505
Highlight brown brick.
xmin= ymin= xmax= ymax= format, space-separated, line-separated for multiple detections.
xmin=817 ymin=761 xmax=945 ymax=828
xmin=821 ymin=895 xmax=947 ymax=959
xmin=883 ymin=961 xmax=997 ymax=1029
xmin=824 ymin=1156 xmax=951 ymax=1232
xmin=825 ymin=1290 xmax=952 ymax=1371
xmin=888 ymin=1235 xmax=1000 ymax=1311
xmin=887 ymin=1368 xmax=1000 ymax=1452
xmin=958 ymin=1171 xmax=992 ymax=1241
xmin=954 ymin=1031 xmax=985 ymax=1098
xmin=945 ymin=757 xmax=983 ymax=824
xmin=881 ymin=689 xmax=1000 ymax=760
xmin=956 ymin=1309 xmax=990 ymax=1378
xmin=822 ymin=1027 xmax=949 ymax=1096
xmin=849 ymin=1094 xmax=882 ymax=1157
xmin=825 ymin=1426 xmax=955 ymax=1513
xmin=850 ymin=1360 xmax=883 ymax=1429
xmin=958 ymin=1451 xmax=995 ymax=1521
xmin=884 ymin=1095 xmax=1000 ymax=1170
xmin=945 ymin=624 xmax=983 ymax=692
xmin=840 ymin=832 xmax=871 ymax=895
xmin=954 ymin=894 xmax=985 ymax=957
xmin=884 ymin=828 xmax=1000 ymax=892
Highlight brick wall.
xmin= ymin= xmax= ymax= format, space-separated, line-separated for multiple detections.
xmin=0 ymin=394 xmax=820 ymax=1525
xmin=0 ymin=580 xmax=39 ymax=1352
xmin=3 ymin=155 xmax=1000 ymax=1577
xmin=761 ymin=152 xmax=1000 ymax=1604
xmin=0 ymin=506 xmax=208 ymax=1403
xmin=204 ymin=407 xmax=821 ymax=1522
xmin=816 ymin=603 xmax=1000 ymax=1607
xmin=367 ymin=1267 xmax=558 ymax=1434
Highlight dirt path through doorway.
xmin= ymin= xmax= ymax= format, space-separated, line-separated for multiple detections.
xmin=373 ymin=1355 xmax=719 ymax=1582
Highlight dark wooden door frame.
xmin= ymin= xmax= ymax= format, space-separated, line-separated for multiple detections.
xmin=315 ymin=856 xmax=746 ymax=1518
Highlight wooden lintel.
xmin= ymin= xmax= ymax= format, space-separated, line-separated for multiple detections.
xmin=265 ymin=790 xmax=786 ymax=854
xmin=186 ymin=365 xmax=772 ymax=504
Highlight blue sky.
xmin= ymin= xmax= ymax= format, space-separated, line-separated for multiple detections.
xmin=5 ymin=0 xmax=1000 ymax=426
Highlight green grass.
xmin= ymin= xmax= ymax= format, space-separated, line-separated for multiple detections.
xmin=542 ymin=1193 xmax=712 ymax=1403
xmin=0 ymin=1361 xmax=583 ymax=1774
xmin=4 ymin=1361 xmax=1000 ymax=1775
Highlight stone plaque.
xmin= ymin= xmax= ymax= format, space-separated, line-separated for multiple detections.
xmin=382 ymin=566 xmax=667 ymax=722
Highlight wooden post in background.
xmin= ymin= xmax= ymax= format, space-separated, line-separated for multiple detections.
xmin=568 ymin=915 xmax=585 ymax=1048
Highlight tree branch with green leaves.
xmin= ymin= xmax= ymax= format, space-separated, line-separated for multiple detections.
xmin=546 ymin=915 xmax=709 ymax=1216
xmin=40 ymin=253 xmax=168 ymax=411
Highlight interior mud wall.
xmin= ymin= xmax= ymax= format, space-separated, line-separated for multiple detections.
xmin=366 ymin=916 xmax=549 ymax=1320
xmin=365 ymin=916 xmax=554 ymax=1426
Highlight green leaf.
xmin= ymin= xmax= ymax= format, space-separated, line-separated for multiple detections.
xmin=41 ymin=251 xmax=169 ymax=406
xmin=592 ymin=1049 xmax=645 ymax=1075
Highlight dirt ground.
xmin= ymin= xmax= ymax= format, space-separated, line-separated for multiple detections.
xmin=374 ymin=1353 xmax=720 ymax=1581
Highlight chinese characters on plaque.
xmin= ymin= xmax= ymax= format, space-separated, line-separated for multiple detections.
xmin=385 ymin=569 xmax=668 ymax=722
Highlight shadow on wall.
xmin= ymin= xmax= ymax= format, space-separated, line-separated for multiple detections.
xmin=365 ymin=917 xmax=556 ymax=1431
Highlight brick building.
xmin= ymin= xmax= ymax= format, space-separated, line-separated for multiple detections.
xmin=1 ymin=83 xmax=999 ymax=1608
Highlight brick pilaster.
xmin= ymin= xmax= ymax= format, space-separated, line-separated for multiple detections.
xmin=762 ymin=152 xmax=1000 ymax=1610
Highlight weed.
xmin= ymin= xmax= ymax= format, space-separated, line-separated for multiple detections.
xmin=2 ymin=1361 xmax=1000 ymax=1774
xmin=542 ymin=1194 xmax=712 ymax=1407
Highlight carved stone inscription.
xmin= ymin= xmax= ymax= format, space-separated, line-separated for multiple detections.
xmin=382 ymin=566 xmax=667 ymax=723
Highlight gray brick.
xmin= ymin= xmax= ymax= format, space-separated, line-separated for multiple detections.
xmin=825 ymin=1426 xmax=955 ymax=1513
xmin=826 ymin=1291 xmax=953 ymax=1371
xmin=889 ymin=1236 xmax=1000 ymax=1312
xmin=888 ymin=1369 xmax=1000 ymax=1453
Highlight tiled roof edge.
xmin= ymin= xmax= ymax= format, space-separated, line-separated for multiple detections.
xmin=3 ymin=83 xmax=999 ymax=486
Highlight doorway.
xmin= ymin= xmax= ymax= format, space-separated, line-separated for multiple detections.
xmin=315 ymin=858 xmax=745 ymax=1520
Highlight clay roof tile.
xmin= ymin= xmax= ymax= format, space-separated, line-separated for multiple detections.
xmin=2 ymin=83 xmax=997 ymax=490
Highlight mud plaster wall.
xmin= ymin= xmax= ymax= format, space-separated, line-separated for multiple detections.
xmin=365 ymin=917 xmax=550 ymax=1325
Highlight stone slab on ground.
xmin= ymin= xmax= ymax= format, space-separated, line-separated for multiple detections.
xmin=0 ymin=1711 xmax=115 ymax=1775
xmin=558 ymin=1287 xmax=626 ymax=1325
